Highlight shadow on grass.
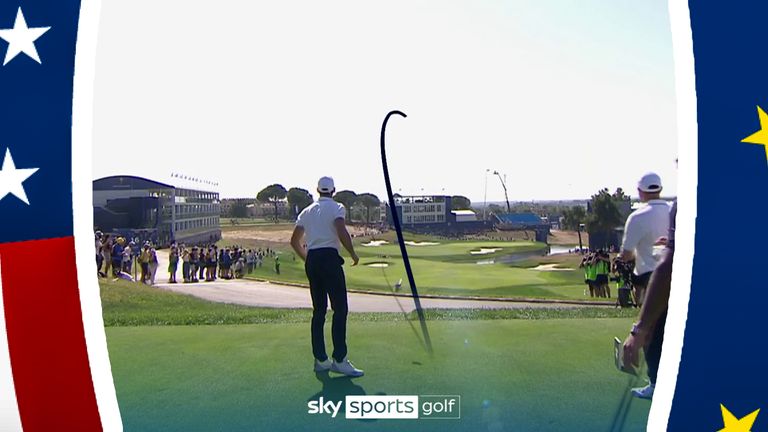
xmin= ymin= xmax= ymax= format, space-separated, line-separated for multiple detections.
xmin=608 ymin=374 xmax=644 ymax=432
xmin=308 ymin=371 xmax=383 ymax=422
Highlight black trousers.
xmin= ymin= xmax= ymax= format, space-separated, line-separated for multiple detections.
xmin=645 ymin=309 xmax=667 ymax=385
xmin=305 ymin=248 xmax=348 ymax=362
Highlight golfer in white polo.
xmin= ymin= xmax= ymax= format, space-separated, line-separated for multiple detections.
xmin=290 ymin=176 xmax=363 ymax=377
xmin=619 ymin=172 xmax=670 ymax=399
xmin=619 ymin=172 xmax=671 ymax=307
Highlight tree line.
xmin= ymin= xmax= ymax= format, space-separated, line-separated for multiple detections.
xmin=227 ymin=185 xmax=473 ymax=224
xmin=560 ymin=187 xmax=630 ymax=232
xmin=228 ymin=184 xmax=631 ymax=233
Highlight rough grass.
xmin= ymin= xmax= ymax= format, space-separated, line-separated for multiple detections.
xmin=100 ymin=279 xmax=635 ymax=326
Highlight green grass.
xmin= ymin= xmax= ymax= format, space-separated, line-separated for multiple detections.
xmin=101 ymin=269 xmax=648 ymax=431
xmin=217 ymin=225 xmax=602 ymax=301
xmin=100 ymin=279 xmax=314 ymax=326
xmin=356 ymin=240 xmax=546 ymax=263
xmin=100 ymin=279 xmax=635 ymax=326
xmin=241 ymin=239 xmax=601 ymax=301
xmin=107 ymin=320 xmax=650 ymax=432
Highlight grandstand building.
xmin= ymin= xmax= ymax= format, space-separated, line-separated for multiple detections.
xmin=250 ymin=201 xmax=290 ymax=219
xmin=385 ymin=195 xmax=488 ymax=234
xmin=93 ymin=175 xmax=221 ymax=247
xmin=492 ymin=212 xmax=550 ymax=242
xmin=220 ymin=198 xmax=254 ymax=217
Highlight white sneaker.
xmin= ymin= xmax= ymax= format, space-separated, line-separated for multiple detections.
xmin=331 ymin=357 xmax=364 ymax=377
xmin=314 ymin=358 xmax=332 ymax=372
xmin=631 ymin=383 xmax=655 ymax=399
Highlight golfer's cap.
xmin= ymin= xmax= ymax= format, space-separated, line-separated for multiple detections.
xmin=638 ymin=172 xmax=662 ymax=193
xmin=317 ymin=176 xmax=335 ymax=193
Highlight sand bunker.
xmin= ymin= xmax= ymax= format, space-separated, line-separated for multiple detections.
xmin=366 ymin=262 xmax=390 ymax=268
xmin=404 ymin=241 xmax=440 ymax=246
xmin=362 ymin=240 xmax=389 ymax=247
xmin=470 ymin=248 xmax=503 ymax=255
xmin=529 ymin=264 xmax=573 ymax=272
xmin=476 ymin=259 xmax=496 ymax=265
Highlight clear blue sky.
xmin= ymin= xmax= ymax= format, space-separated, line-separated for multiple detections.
xmin=92 ymin=0 xmax=677 ymax=204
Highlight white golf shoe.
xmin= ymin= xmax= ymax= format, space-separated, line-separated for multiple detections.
xmin=314 ymin=358 xmax=332 ymax=372
xmin=331 ymin=357 xmax=364 ymax=377
xmin=631 ymin=383 xmax=655 ymax=400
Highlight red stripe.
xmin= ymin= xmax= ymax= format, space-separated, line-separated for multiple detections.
xmin=0 ymin=236 xmax=102 ymax=431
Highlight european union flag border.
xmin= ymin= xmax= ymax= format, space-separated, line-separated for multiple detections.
xmin=647 ymin=0 xmax=698 ymax=430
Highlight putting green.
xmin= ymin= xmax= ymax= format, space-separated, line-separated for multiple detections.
xmin=107 ymin=319 xmax=649 ymax=431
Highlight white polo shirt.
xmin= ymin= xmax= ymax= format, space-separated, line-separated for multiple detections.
xmin=296 ymin=197 xmax=346 ymax=251
xmin=621 ymin=199 xmax=671 ymax=275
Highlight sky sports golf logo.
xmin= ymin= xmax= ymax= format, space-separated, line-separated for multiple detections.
xmin=307 ymin=395 xmax=460 ymax=419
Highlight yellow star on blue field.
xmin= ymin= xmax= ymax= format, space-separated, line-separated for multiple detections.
xmin=742 ymin=106 xmax=768 ymax=164
xmin=718 ymin=404 xmax=760 ymax=432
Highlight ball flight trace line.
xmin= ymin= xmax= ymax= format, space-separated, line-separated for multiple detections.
xmin=379 ymin=110 xmax=433 ymax=355
xmin=379 ymin=266 xmax=427 ymax=352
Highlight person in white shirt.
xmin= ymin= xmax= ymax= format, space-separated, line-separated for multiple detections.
xmin=623 ymin=200 xmax=676 ymax=401
xmin=122 ymin=244 xmax=132 ymax=274
xmin=95 ymin=231 xmax=104 ymax=277
xmin=619 ymin=172 xmax=670 ymax=308
xmin=290 ymin=177 xmax=363 ymax=377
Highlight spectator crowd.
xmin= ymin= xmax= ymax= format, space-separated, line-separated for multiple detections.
xmin=96 ymin=230 xmax=283 ymax=285
xmin=169 ymin=244 xmax=279 ymax=283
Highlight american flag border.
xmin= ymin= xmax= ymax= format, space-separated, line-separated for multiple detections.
xmin=0 ymin=258 xmax=24 ymax=431
xmin=72 ymin=0 xmax=123 ymax=430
